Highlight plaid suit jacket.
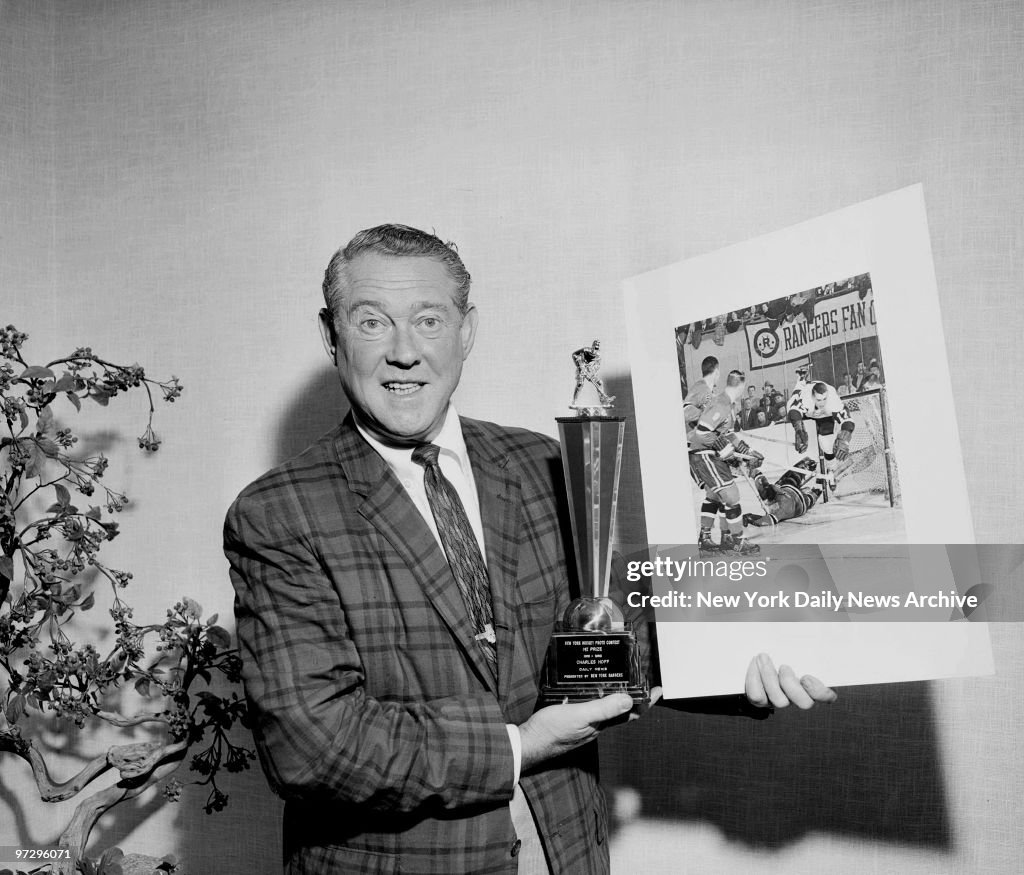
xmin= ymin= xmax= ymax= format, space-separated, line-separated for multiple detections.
xmin=225 ymin=415 xmax=609 ymax=874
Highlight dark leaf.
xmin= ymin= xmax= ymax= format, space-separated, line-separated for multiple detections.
xmin=53 ymin=375 xmax=76 ymax=393
xmin=24 ymin=443 xmax=45 ymax=478
xmin=205 ymin=613 xmax=218 ymax=627
xmin=90 ymin=391 xmax=110 ymax=407
xmin=80 ymin=592 xmax=95 ymax=611
xmin=36 ymin=406 xmax=54 ymax=431
xmin=85 ymin=506 xmax=102 ymax=521
xmin=4 ymin=693 xmax=25 ymax=724
xmin=206 ymin=625 xmax=232 ymax=651
xmin=19 ymin=365 xmax=55 ymax=381
xmin=134 ymin=676 xmax=150 ymax=697
xmin=36 ymin=437 xmax=60 ymax=457
xmin=54 ymin=483 xmax=71 ymax=507
xmin=0 ymin=556 xmax=12 ymax=582
xmin=66 ymin=391 xmax=81 ymax=411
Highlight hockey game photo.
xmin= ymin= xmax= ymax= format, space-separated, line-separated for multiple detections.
xmin=676 ymin=272 xmax=905 ymax=551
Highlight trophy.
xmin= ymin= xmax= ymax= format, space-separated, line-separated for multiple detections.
xmin=539 ymin=341 xmax=650 ymax=707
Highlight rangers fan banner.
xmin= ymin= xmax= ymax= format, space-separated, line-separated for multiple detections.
xmin=744 ymin=289 xmax=877 ymax=370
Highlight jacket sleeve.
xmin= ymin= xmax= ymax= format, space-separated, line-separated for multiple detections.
xmin=224 ymin=491 xmax=515 ymax=813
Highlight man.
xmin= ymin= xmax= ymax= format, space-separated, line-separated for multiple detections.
xmin=862 ymin=361 xmax=883 ymax=390
xmin=739 ymin=383 xmax=762 ymax=430
xmin=687 ymin=369 xmax=762 ymax=556
xmin=743 ymin=458 xmax=824 ymax=527
xmin=225 ymin=225 xmax=835 ymax=874
xmin=683 ymin=356 xmax=731 ymax=549
xmin=682 ymin=355 xmax=719 ymax=431
xmin=853 ymin=360 xmax=868 ymax=391
xmin=760 ymin=381 xmax=786 ymax=423
xmin=786 ymin=368 xmax=855 ymax=490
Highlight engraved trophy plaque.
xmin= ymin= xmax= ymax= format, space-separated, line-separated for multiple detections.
xmin=539 ymin=341 xmax=649 ymax=707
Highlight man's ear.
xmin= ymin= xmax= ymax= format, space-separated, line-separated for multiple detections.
xmin=460 ymin=305 xmax=479 ymax=360
xmin=318 ymin=309 xmax=338 ymax=361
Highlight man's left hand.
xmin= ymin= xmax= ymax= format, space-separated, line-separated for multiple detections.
xmin=744 ymin=652 xmax=837 ymax=710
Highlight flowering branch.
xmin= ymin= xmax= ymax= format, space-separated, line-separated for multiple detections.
xmin=0 ymin=325 xmax=252 ymax=874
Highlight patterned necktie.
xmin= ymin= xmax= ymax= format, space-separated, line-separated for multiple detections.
xmin=411 ymin=443 xmax=497 ymax=679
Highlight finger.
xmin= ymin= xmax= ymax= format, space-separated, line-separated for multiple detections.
xmin=744 ymin=654 xmax=770 ymax=708
xmin=778 ymin=664 xmax=815 ymax=709
xmin=800 ymin=674 xmax=838 ymax=704
xmin=581 ymin=693 xmax=635 ymax=724
xmin=755 ymin=652 xmax=790 ymax=709
xmin=649 ymin=686 xmax=664 ymax=706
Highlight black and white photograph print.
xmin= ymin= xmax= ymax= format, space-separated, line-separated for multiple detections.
xmin=675 ymin=271 xmax=906 ymax=547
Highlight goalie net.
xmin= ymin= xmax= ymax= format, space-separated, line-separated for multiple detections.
xmin=832 ymin=387 xmax=900 ymax=506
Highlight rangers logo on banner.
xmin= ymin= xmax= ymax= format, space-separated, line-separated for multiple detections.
xmin=744 ymin=289 xmax=876 ymax=370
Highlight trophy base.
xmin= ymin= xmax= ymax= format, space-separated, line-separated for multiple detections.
xmin=539 ymin=626 xmax=649 ymax=709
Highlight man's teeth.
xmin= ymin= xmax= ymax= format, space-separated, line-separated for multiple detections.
xmin=384 ymin=382 xmax=422 ymax=395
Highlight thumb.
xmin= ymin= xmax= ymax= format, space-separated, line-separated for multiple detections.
xmin=800 ymin=675 xmax=838 ymax=703
xmin=583 ymin=693 xmax=635 ymax=722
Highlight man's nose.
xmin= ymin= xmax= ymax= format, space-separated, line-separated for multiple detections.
xmin=385 ymin=322 xmax=421 ymax=367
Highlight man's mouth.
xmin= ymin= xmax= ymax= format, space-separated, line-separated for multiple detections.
xmin=383 ymin=381 xmax=424 ymax=395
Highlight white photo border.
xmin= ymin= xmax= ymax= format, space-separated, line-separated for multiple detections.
xmin=623 ymin=185 xmax=992 ymax=698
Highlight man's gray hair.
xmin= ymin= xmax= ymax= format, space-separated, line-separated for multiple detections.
xmin=322 ymin=224 xmax=472 ymax=319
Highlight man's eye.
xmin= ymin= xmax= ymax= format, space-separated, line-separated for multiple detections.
xmin=415 ymin=316 xmax=446 ymax=335
xmin=362 ymin=319 xmax=383 ymax=330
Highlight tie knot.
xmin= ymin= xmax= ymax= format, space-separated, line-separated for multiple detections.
xmin=411 ymin=443 xmax=441 ymax=468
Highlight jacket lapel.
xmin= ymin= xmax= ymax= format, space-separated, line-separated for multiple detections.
xmin=462 ymin=420 xmax=523 ymax=706
xmin=332 ymin=417 xmax=499 ymax=695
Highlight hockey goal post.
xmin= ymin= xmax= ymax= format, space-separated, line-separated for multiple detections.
xmin=831 ymin=387 xmax=900 ymax=506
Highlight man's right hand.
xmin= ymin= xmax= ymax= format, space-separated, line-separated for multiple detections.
xmin=518 ymin=694 xmax=634 ymax=772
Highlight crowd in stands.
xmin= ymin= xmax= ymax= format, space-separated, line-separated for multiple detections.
xmin=839 ymin=358 xmax=884 ymax=396
xmin=734 ymin=359 xmax=884 ymax=432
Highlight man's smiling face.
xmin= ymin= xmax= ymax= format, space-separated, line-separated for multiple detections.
xmin=319 ymin=251 xmax=478 ymax=445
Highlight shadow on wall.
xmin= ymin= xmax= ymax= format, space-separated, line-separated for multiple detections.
xmin=273 ymin=366 xmax=350 ymax=465
xmin=599 ymin=662 xmax=951 ymax=851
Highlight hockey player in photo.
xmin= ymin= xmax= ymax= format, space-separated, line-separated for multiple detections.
xmin=682 ymin=355 xmax=720 ymax=430
xmin=688 ymin=369 xmax=762 ymax=556
xmin=742 ymin=457 xmax=824 ymax=526
xmin=786 ymin=367 xmax=855 ymax=490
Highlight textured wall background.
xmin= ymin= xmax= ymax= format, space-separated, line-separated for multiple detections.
xmin=2 ymin=1 xmax=1021 ymax=872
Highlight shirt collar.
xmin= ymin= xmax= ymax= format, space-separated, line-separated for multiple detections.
xmin=354 ymin=404 xmax=470 ymax=476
